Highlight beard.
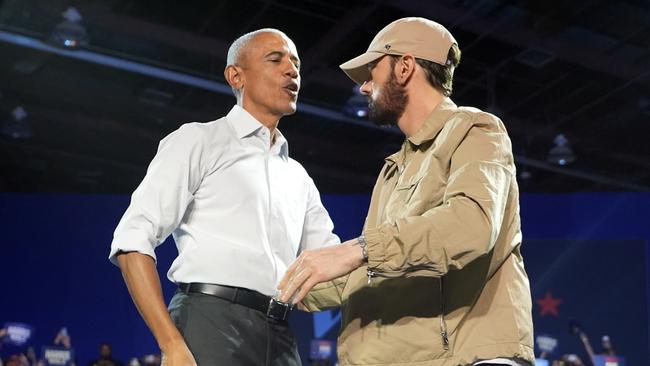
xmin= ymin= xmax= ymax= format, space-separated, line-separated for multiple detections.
xmin=367 ymin=71 xmax=408 ymax=127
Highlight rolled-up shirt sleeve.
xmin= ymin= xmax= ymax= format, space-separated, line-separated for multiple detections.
xmin=109 ymin=124 xmax=208 ymax=266
xmin=299 ymin=178 xmax=340 ymax=251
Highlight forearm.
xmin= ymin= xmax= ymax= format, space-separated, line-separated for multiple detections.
xmin=117 ymin=251 xmax=185 ymax=352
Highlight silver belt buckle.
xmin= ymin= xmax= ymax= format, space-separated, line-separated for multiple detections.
xmin=267 ymin=298 xmax=291 ymax=321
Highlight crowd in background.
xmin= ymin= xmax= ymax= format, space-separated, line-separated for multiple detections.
xmin=0 ymin=327 xmax=160 ymax=366
xmin=0 ymin=325 xmax=622 ymax=366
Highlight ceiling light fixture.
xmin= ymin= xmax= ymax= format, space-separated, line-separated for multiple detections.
xmin=1 ymin=106 xmax=32 ymax=139
xmin=49 ymin=7 xmax=89 ymax=49
xmin=547 ymin=134 xmax=575 ymax=166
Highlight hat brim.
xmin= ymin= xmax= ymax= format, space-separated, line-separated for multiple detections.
xmin=339 ymin=51 xmax=385 ymax=85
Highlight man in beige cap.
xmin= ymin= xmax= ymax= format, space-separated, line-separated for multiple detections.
xmin=279 ymin=17 xmax=535 ymax=365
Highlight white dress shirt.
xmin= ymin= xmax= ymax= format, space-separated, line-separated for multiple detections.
xmin=109 ymin=105 xmax=340 ymax=296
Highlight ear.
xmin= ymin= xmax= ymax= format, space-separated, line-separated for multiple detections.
xmin=224 ymin=64 xmax=244 ymax=90
xmin=395 ymin=54 xmax=416 ymax=84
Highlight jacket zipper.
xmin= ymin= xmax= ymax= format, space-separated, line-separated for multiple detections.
xmin=366 ymin=265 xmax=438 ymax=284
xmin=367 ymin=269 xmax=374 ymax=285
xmin=365 ymin=268 xmax=450 ymax=350
xmin=440 ymin=277 xmax=449 ymax=350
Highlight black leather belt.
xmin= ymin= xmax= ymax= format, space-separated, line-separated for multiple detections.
xmin=178 ymin=282 xmax=292 ymax=321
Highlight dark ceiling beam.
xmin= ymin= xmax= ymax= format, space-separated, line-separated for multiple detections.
xmin=294 ymin=1 xmax=385 ymax=91
xmin=385 ymin=0 xmax=650 ymax=88
xmin=2 ymin=28 xmax=647 ymax=192
xmin=580 ymin=147 xmax=650 ymax=172
xmin=0 ymin=29 xmax=402 ymax=137
xmin=300 ymin=1 xmax=382 ymax=78
xmin=196 ymin=2 xmax=230 ymax=34
xmin=515 ymin=155 xmax=650 ymax=191
xmin=79 ymin=4 xmax=230 ymax=61
xmin=551 ymin=68 xmax=650 ymax=129
xmin=9 ymin=1 xmax=381 ymax=93
xmin=0 ymin=64 xmax=205 ymax=139
xmin=605 ymin=22 xmax=650 ymax=55
xmin=503 ymin=72 xmax=570 ymax=115
xmin=239 ymin=2 xmax=273 ymax=34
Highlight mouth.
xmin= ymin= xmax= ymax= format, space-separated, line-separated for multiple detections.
xmin=283 ymin=82 xmax=299 ymax=98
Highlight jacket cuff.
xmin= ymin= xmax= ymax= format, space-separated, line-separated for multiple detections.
xmin=363 ymin=227 xmax=387 ymax=269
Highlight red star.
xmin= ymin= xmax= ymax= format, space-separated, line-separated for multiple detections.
xmin=536 ymin=291 xmax=562 ymax=317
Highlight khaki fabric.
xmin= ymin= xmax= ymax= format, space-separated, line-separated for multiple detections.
xmin=340 ymin=17 xmax=456 ymax=85
xmin=303 ymin=98 xmax=534 ymax=365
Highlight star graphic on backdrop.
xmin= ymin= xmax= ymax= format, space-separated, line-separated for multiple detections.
xmin=536 ymin=291 xmax=562 ymax=317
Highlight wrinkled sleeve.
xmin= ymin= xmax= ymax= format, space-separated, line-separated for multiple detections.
xmin=299 ymin=177 xmax=341 ymax=251
xmin=363 ymin=116 xmax=514 ymax=276
xmin=301 ymin=275 xmax=348 ymax=311
xmin=108 ymin=125 xmax=208 ymax=266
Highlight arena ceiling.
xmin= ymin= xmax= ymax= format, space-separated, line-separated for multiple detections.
xmin=1 ymin=0 xmax=649 ymax=193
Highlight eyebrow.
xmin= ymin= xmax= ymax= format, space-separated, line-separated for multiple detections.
xmin=367 ymin=55 xmax=387 ymax=71
xmin=265 ymin=51 xmax=301 ymax=65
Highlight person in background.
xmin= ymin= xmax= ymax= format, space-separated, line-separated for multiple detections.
xmin=87 ymin=343 xmax=124 ymax=366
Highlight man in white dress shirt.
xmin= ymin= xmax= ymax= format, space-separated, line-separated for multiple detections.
xmin=109 ymin=28 xmax=339 ymax=366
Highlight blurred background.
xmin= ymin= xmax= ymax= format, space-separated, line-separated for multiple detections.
xmin=0 ymin=1 xmax=649 ymax=366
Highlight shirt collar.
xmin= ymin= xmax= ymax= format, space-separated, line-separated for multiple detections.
xmin=227 ymin=104 xmax=264 ymax=139
xmin=385 ymin=97 xmax=458 ymax=165
xmin=226 ymin=105 xmax=289 ymax=161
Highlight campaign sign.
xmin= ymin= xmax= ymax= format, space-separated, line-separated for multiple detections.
xmin=3 ymin=322 xmax=34 ymax=346
xmin=535 ymin=333 xmax=558 ymax=355
xmin=42 ymin=346 xmax=74 ymax=366
xmin=534 ymin=359 xmax=549 ymax=366
xmin=310 ymin=339 xmax=335 ymax=360
xmin=592 ymin=355 xmax=626 ymax=366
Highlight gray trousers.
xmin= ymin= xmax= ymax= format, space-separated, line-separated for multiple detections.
xmin=168 ymin=291 xmax=301 ymax=366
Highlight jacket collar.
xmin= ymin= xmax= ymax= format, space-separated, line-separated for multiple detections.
xmin=407 ymin=97 xmax=458 ymax=146
xmin=385 ymin=97 xmax=458 ymax=165
xmin=385 ymin=97 xmax=458 ymax=166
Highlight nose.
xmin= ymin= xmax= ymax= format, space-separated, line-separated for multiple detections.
xmin=359 ymin=81 xmax=372 ymax=95
xmin=285 ymin=60 xmax=299 ymax=79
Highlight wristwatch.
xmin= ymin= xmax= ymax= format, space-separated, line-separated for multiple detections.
xmin=356 ymin=234 xmax=369 ymax=262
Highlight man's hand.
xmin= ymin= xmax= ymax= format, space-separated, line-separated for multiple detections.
xmin=278 ymin=238 xmax=365 ymax=304
xmin=161 ymin=340 xmax=197 ymax=366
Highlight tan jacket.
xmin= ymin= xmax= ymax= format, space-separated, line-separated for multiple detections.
xmin=303 ymin=98 xmax=534 ymax=365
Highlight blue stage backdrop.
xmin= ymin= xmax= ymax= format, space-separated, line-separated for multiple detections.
xmin=0 ymin=192 xmax=648 ymax=365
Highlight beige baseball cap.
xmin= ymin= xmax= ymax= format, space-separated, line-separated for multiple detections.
xmin=340 ymin=17 xmax=457 ymax=85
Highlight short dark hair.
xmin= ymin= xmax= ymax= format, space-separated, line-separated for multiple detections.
xmin=405 ymin=43 xmax=461 ymax=97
